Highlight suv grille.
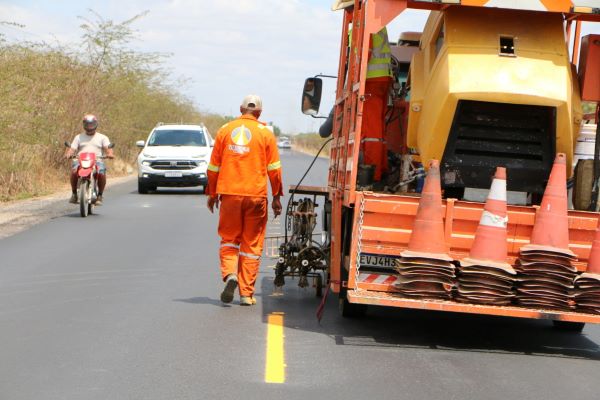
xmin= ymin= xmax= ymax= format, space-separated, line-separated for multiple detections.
xmin=150 ymin=160 xmax=199 ymax=170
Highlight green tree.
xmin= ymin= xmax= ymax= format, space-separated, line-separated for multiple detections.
xmin=268 ymin=122 xmax=282 ymax=137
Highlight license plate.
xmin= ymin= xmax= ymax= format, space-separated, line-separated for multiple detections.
xmin=359 ymin=254 xmax=398 ymax=269
xmin=165 ymin=171 xmax=183 ymax=178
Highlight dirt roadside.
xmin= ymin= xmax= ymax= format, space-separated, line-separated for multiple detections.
xmin=0 ymin=175 xmax=136 ymax=239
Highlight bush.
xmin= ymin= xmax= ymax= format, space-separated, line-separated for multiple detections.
xmin=0 ymin=12 xmax=231 ymax=201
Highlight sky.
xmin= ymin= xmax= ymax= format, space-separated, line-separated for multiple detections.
xmin=0 ymin=1 xmax=598 ymax=134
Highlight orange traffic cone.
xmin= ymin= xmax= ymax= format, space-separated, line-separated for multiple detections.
xmin=520 ymin=153 xmax=575 ymax=257
xmin=582 ymin=222 xmax=600 ymax=278
xmin=461 ymin=167 xmax=515 ymax=274
xmin=401 ymin=160 xmax=451 ymax=261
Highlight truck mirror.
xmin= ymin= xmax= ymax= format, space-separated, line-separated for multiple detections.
xmin=301 ymin=77 xmax=323 ymax=116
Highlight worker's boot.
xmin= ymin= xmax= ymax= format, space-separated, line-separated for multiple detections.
xmin=220 ymin=274 xmax=238 ymax=304
xmin=240 ymin=296 xmax=256 ymax=306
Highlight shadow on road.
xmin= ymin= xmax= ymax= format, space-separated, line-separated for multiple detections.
xmin=257 ymin=277 xmax=600 ymax=361
xmin=131 ymin=189 xmax=204 ymax=195
xmin=173 ymin=296 xmax=230 ymax=307
xmin=65 ymin=212 xmax=101 ymax=218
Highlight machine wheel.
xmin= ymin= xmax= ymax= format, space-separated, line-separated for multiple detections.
xmin=315 ymin=273 xmax=323 ymax=297
xmin=138 ymin=180 xmax=149 ymax=194
xmin=552 ymin=320 xmax=585 ymax=332
xmin=79 ymin=180 xmax=89 ymax=217
xmin=573 ymin=159 xmax=594 ymax=210
xmin=339 ymin=290 xmax=367 ymax=318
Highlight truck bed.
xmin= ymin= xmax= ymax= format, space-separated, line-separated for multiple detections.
xmin=346 ymin=191 xmax=600 ymax=323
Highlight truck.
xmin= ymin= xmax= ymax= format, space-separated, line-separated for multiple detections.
xmin=272 ymin=0 xmax=600 ymax=332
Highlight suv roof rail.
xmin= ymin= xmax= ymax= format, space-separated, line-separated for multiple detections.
xmin=155 ymin=122 xmax=207 ymax=128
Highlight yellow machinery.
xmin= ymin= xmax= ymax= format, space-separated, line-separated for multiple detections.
xmin=409 ymin=6 xmax=582 ymax=198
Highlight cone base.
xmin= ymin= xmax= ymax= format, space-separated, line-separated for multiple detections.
xmin=519 ymin=244 xmax=576 ymax=258
xmin=576 ymin=272 xmax=600 ymax=282
xmin=459 ymin=257 xmax=516 ymax=275
xmin=400 ymin=249 xmax=452 ymax=262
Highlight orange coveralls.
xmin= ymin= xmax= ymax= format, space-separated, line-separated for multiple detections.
xmin=361 ymin=77 xmax=391 ymax=181
xmin=207 ymin=114 xmax=283 ymax=297
xmin=360 ymin=28 xmax=392 ymax=181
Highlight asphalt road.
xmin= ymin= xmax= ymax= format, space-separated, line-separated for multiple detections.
xmin=2 ymin=150 xmax=600 ymax=400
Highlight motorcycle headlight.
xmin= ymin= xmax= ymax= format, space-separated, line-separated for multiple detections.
xmin=80 ymin=160 xmax=92 ymax=168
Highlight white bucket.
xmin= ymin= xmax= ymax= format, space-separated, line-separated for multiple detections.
xmin=574 ymin=123 xmax=597 ymax=165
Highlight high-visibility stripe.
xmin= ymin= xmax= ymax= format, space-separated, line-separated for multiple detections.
xmin=267 ymin=161 xmax=281 ymax=171
xmin=487 ymin=179 xmax=506 ymax=201
xmin=358 ymin=273 xmax=399 ymax=285
xmin=367 ymin=27 xmax=392 ymax=79
xmin=479 ymin=210 xmax=508 ymax=228
xmin=208 ymin=164 xmax=220 ymax=172
xmin=221 ymin=243 xmax=240 ymax=249
xmin=360 ymin=138 xmax=385 ymax=143
xmin=240 ymin=251 xmax=261 ymax=260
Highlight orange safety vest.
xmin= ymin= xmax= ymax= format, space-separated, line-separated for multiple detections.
xmin=207 ymin=114 xmax=283 ymax=198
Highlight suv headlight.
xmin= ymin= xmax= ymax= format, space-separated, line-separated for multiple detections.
xmin=142 ymin=153 xmax=157 ymax=158
xmin=142 ymin=161 xmax=152 ymax=166
xmin=197 ymin=160 xmax=207 ymax=167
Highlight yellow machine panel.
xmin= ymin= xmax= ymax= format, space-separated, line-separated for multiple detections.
xmin=408 ymin=7 xmax=582 ymax=194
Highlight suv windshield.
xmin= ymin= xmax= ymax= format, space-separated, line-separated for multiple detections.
xmin=148 ymin=130 xmax=207 ymax=146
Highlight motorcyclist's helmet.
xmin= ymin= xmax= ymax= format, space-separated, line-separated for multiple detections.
xmin=83 ymin=114 xmax=98 ymax=132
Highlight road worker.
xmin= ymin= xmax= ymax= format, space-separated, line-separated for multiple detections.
xmin=338 ymin=19 xmax=394 ymax=184
xmin=65 ymin=114 xmax=114 ymax=205
xmin=207 ymin=95 xmax=283 ymax=306
xmin=361 ymin=26 xmax=393 ymax=183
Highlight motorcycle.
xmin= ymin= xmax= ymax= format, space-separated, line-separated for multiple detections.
xmin=65 ymin=141 xmax=114 ymax=217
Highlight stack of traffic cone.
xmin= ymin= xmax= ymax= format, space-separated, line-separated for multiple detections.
xmin=456 ymin=167 xmax=516 ymax=306
xmin=574 ymin=223 xmax=600 ymax=314
xmin=515 ymin=154 xmax=577 ymax=310
xmin=395 ymin=160 xmax=455 ymax=300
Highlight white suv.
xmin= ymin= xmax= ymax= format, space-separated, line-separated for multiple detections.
xmin=136 ymin=123 xmax=212 ymax=194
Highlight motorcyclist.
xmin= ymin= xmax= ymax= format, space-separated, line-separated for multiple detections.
xmin=65 ymin=114 xmax=114 ymax=205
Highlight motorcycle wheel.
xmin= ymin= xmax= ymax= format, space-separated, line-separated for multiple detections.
xmin=88 ymin=183 xmax=96 ymax=215
xmin=80 ymin=180 xmax=89 ymax=217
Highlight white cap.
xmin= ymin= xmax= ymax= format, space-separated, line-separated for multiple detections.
xmin=241 ymin=94 xmax=262 ymax=111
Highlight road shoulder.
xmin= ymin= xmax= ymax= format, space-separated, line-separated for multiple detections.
xmin=0 ymin=175 xmax=136 ymax=239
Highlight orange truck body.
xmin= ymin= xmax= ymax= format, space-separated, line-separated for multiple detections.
xmin=323 ymin=0 xmax=600 ymax=324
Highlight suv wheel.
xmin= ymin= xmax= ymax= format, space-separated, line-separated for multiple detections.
xmin=138 ymin=180 xmax=149 ymax=194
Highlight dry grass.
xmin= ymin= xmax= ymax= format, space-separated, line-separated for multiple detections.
xmin=292 ymin=133 xmax=331 ymax=158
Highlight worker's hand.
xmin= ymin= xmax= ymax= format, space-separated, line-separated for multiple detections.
xmin=207 ymin=195 xmax=219 ymax=213
xmin=272 ymin=196 xmax=282 ymax=218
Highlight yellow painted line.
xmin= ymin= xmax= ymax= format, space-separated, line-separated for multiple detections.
xmin=265 ymin=312 xmax=286 ymax=383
